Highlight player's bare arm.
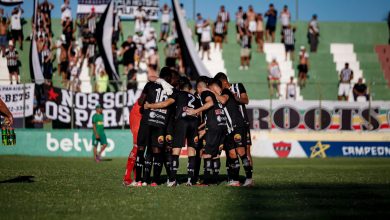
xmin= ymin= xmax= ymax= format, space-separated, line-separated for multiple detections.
xmin=93 ymin=123 xmax=99 ymax=139
xmin=186 ymin=96 xmax=213 ymax=116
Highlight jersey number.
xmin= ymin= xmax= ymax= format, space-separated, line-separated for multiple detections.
xmin=188 ymin=94 xmax=195 ymax=108
xmin=155 ymin=88 xmax=168 ymax=102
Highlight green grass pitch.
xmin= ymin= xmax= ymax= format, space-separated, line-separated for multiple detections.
xmin=0 ymin=156 xmax=390 ymax=219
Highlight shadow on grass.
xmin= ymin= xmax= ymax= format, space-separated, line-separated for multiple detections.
xmin=0 ymin=176 xmax=35 ymax=184
xmin=226 ymin=182 xmax=390 ymax=219
xmin=99 ymin=158 xmax=113 ymax=162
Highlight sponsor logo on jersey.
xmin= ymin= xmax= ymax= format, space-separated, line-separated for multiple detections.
xmin=273 ymin=141 xmax=291 ymax=158
xmin=165 ymin=135 xmax=173 ymax=144
xmin=194 ymin=136 xmax=199 ymax=144
xmin=234 ymin=134 xmax=242 ymax=143
xmin=157 ymin=135 xmax=165 ymax=144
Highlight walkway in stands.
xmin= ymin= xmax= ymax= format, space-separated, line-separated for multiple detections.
xmin=198 ymin=42 xmax=227 ymax=77
xmin=0 ymin=53 xmax=10 ymax=85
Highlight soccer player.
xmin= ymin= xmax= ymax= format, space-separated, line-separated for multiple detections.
xmin=135 ymin=67 xmax=173 ymax=186
xmin=214 ymin=73 xmax=253 ymax=166
xmin=187 ymin=79 xmax=227 ymax=185
xmin=92 ymin=104 xmax=107 ymax=162
xmin=213 ymin=76 xmax=254 ymax=187
xmin=123 ymin=99 xmax=142 ymax=186
xmin=145 ymin=77 xmax=201 ymax=186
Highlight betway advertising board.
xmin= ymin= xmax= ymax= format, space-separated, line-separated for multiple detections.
xmin=0 ymin=130 xmax=133 ymax=157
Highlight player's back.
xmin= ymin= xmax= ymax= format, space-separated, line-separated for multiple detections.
xmin=173 ymin=91 xmax=201 ymax=120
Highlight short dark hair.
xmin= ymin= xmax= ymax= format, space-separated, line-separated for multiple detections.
xmin=209 ymin=78 xmax=222 ymax=88
xmin=178 ymin=76 xmax=192 ymax=90
xmin=214 ymin=72 xmax=228 ymax=82
xmin=270 ymin=3 xmax=274 ymax=7
xmin=159 ymin=66 xmax=173 ymax=83
xmin=196 ymin=76 xmax=211 ymax=87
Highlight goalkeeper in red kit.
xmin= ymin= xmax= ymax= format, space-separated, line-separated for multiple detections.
xmin=123 ymin=100 xmax=142 ymax=186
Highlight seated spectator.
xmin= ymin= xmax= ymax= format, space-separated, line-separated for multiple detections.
xmin=239 ymin=28 xmax=251 ymax=70
xmin=338 ymin=62 xmax=353 ymax=101
xmin=353 ymin=78 xmax=369 ymax=101
xmin=268 ymin=58 xmax=281 ymax=97
xmin=286 ymin=76 xmax=296 ymax=100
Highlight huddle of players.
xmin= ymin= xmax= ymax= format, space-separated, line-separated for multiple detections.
xmin=135 ymin=67 xmax=254 ymax=187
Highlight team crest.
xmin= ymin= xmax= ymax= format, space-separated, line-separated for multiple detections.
xmin=234 ymin=134 xmax=242 ymax=143
xmin=165 ymin=135 xmax=173 ymax=144
xmin=194 ymin=136 xmax=199 ymax=144
xmin=157 ymin=136 xmax=165 ymax=144
xmin=273 ymin=142 xmax=291 ymax=158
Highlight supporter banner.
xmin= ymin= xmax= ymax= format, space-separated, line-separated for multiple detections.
xmin=77 ymin=0 xmax=159 ymax=20
xmin=0 ymin=84 xmax=34 ymax=118
xmin=44 ymin=87 xmax=141 ymax=128
xmin=247 ymin=100 xmax=390 ymax=131
xmin=250 ymin=131 xmax=390 ymax=158
xmin=0 ymin=130 xmax=133 ymax=157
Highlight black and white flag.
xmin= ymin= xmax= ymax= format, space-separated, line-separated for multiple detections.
xmin=29 ymin=0 xmax=44 ymax=85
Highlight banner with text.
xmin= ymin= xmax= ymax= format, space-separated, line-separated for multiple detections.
xmin=0 ymin=130 xmax=133 ymax=157
xmin=0 ymin=83 xmax=34 ymax=118
xmin=44 ymin=87 xmax=141 ymax=128
xmin=247 ymin=100 xmax=390 ymax=131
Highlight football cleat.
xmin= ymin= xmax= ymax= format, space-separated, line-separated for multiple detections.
xmin=142 ymin=182 xmax=148 ymax=187
xmin=135 ymin=181 xmax=143 ymax=187
xmin=150 ymin=182 xmax=158 ymax=187
xmin=122 ymin=181 xmax=132 ymax=187
xmin=242 ymin=178 xmax=254 ymax=187
xmin=185 ymin=180 xmax=192 ymax=186
xmin=167 ymin=180 xmax=177 ymax=187
xmin=227 ymin=180 xmax=241 ymax=187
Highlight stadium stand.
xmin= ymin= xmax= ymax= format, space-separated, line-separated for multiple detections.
xmin=375 ymin=45 xmax=390 ymax=87
xmin=0 ymin=55 xmax=9 ymax=85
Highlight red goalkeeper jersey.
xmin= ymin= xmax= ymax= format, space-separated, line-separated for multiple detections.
xmin=129 ymin=101 xmax=142 ymax=144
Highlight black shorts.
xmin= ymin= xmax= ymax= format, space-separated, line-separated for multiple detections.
xmin=137 ymin=120 xmax=166 ymax=148
xmin=285 ymin=44 xmax=295 ymax=52
xmin=224 ymin=127 xmax=248 ymax=151
xmin=166 ymin=57 xmax=176 ymax=68
xmin=204 ymin=127 xmax=225 ymax=157
xmin=123 ymin=58 xmax=135 ymax=67
xmin=88 ymin=56 xmax=95 ymax=66
xmin=60 ymin=61 xmax=69 ymax=73
xmin=202 ymin=42 xmax=210 ymax=51
xmin=266 ymin=25 xmax=276 ymax=33
xmin=298 ymin=64 xmax=308 ymax=73
xmin=165 ymin=116 xmax=175 ymax=146
xmin=11 ymin=29 xmax=22 ymax=39
xmin=7 ymin=66 xmax=18 ymax=74
xmin=172 ymin=118 xmax=199 ymax=149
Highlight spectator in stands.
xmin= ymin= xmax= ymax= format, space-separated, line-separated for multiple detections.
xmin=0 ymin=17 xmax=8 ymax=56
xmin=200 ymin=20 xmax=211 ymax=60
xmin=180 ymin=3 xmax=186 ymax=19
xmin=308 ymin=14 xmax=319 ymax=52
xmin=112 ymin=10 xmax=123 ymax=44
xmin=353 ymin=78 xmax=369 ymax=101
xmin=213 ymin=16 xmax=226 ymax=50
xmin=239 ymin=28 xmax=251 ymax=70
xmin=235 ymin=6 xmax=244 ymax=43
xmin=127 ymin=68 xmax=137 ymax=91
xmin=246 ymin=5 xmax=257 ymax=37
xmin=268 ymin=58 xmax=281 ymax=97
xmin=31 ymin=107 xmax=48 ymax=129
xmin=298 ymin=46 xmax=309 ymax=88
xmin=286 ymin=76 xmax=296 ymax=100
xmin=265 ymin=4 xmax=277 ymax=43
xmin=10 ymin=6 xmax=23 ymax=50
xmin=165 ymin=38 xmax=179 ymax=68
xmin=280 ymin=5 xmax=291 ymax=30
xmin=59 ymin=35 xmax=69 ymax=86
xmin=134 ymin=6 xmax=146 ymax=33
xmin=120 ymin=35 xmax=137 ymax=74
xmin=86 ymin=34 xmax=97 ymax=77
xmin=148 ymin=48 xmax=159 ymax=76
xmin=39 ymin=0 xmax=54 ymax=20
xmin=96 ymin=69 xmax=109 ymax=93
xmin=159 ymin=4 xmax=171 ymax=42
xmin=61 ymin=0 xmax=72 ymax=22
xmin=338 ymin=62 xmax=354 ymax=101
xmin=255 ymin=13 xmax=264 ymax=53
xmin=217 ymin=5 xmax=230 ymax=43
xmin=5 ymin=41 xmax=19 ymax=84
xmin=41 ymin=42 xmax=53 ymax=84
xmin=281 ymin=24 xmax=296 ymax=61
xmin=86 ymin=8 xmax=97 ymax=36
xmin=195 ymin=13 xmax=203 ymax=51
